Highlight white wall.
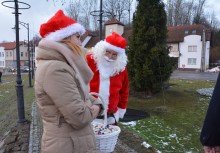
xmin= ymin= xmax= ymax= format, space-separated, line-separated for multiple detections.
xmin=105 ymin=24 xmax=124 ymax=37
xmin=179 ymin=35 xmax=203 ymax=69
xmin=0 ymin=47 xmax=5 ymax=68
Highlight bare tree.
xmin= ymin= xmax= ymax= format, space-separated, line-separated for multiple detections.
xmin=210 ymin=12 xmax=219 ymax=30
xmin=80 ymin=0 xmax=96 ymax=30
xmin=166 ymin=0 xmax=174 ymax=26
xmin=181 ymin=0 xmax=194 ymax=25
xmin=103 ymin=0 xmax=133 ymax=22
xmin=193 ymin=0 xmax=206 ymax=24
xmin=65 ymin=0 xmax=81 ymax=21
xmin=165 ymin=0 xmax=208 ymax=26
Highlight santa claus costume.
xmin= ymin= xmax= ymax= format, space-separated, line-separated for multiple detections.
xmin=86 ymin=32 xmax=129 ymax=125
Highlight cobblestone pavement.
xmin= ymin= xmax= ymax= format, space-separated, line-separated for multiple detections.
xmin=28 ymin=102 xmax=42 ymax=153
xmin=29 ymin=102 xmax=153 ymax=153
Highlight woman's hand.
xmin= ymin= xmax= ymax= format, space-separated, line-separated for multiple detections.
xmin=90 ymin=105 xmax=101 ymax=118
xmin=204 ymin=146 xmax=220 ymax=153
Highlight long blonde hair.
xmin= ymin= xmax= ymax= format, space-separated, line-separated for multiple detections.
xmin=60 ymin=39 xmax=84 ymax=56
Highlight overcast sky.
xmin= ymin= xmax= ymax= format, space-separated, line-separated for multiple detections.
xmin=0 ymin=0 xmax=219 ymax=43
xmin=0 ymin=0 xmax=66 ymax=42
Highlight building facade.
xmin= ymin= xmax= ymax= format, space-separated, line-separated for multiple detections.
xmin=82 ymin=19 xmax=211 ymax=71
xmin=0 ymin=41 xmax=30 ymax=69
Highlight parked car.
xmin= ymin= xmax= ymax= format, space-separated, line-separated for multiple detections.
xmin=20 ymin=66 xmax=30 ymax=72
xmin=7 ymin=67 xmax=16 ymax=72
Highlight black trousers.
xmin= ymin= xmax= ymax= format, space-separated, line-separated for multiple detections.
xmin=0 ymin=71 xmax=2 ymax=82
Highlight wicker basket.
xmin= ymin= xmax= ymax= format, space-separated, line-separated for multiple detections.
xmin=90 ymin=92 xmax=121 ymax=153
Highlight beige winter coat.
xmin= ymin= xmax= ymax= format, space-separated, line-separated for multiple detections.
xmin=35 ymin=40 xmax=103 ymax=153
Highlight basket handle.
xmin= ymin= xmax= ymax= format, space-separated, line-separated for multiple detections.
xmin=89 ymin=92 xmax=107 ymax=127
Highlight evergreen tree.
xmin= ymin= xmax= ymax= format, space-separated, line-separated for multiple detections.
xmin=127 ymin=0 xmax=175 ymax=96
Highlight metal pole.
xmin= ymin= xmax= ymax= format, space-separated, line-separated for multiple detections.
xmin=99 ymin=0 xmax=103 ymax=40
xmin=27 ymin=23 xmax=32 ymax=87
xmin=201 ymin=29 xmax=206 ymax=72
xmin=128 ymin=0 xmax=131 ymax=27
xmin=32 ymin=41 xmax=35 ymax=79
xmin=14 ymin=0 xmax=26 ymax=123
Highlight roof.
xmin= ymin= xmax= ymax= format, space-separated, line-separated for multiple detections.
xmin=81 ymin=30 xmax=97 ymax=42
xmin=167 ymin=24 xmax=211 ymax=43
xmin=104 ymin=18 xmax=125 ymax=26
xmin=85 ymin=34 xmax=104 ymax=48
xmin=85 ymin=24 xmax=212 ymax=48
xmin=0 ymin=41 xmax=24 ymax=50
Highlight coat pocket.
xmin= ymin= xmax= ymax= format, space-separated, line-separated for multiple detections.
xmin=70 ymin=134 xmax=96 ymax=153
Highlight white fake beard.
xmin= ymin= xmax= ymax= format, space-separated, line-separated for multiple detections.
xmin=92 ymin=41 xmax=128 ymax=78
xmin=98 ymin=56 xmax=116 ymax=78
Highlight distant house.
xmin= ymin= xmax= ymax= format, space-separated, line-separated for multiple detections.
xmin=167 ymin=25 xmax=211 ymax=71
xmin=0 ymin=47 xmax=5 ymax=70
xmin=0 ymin=41 xmax=31 ymax=68
xmin=81 ymin=18 xmax=211 ymax=71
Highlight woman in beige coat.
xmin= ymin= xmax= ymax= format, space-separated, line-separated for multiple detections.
xmin=35 ymin=10 xmax=104 ymax=153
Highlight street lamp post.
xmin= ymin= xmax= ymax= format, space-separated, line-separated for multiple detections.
xmin=14 ymin=0 xmax=26 ymax=123
xmin=99 ymin=0 xmax=103 ymax=40
xmin=90 ymin=0 xmax=108 ymax=41
xmin=2 ymin=0 xmax=31 ymax=123
xmin=32 ymin=40 xmax=35 ymax=79
xmin=19 ymin=21 xmax=32 ymax=87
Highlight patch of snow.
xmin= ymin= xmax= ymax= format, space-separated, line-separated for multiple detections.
xmin=196 ymin=88 xmax=214 ymax=97
xmin=205 ymin=66 xmax=220 ymax=73
xmin=169 ymin=133 xmax=177 ymax=138
xmin=141 ymin=141 xmax=151 ymax=148
xmin=121 ymin=121 xmax=137 ymax=127
xmin=162 ymin=142 xmax=169 ymax=146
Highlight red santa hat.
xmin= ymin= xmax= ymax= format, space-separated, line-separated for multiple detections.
xmin=103 ymin=32 xmax=127 ymax=54
xmin=39 ymin=9 xmax=85 ymax=41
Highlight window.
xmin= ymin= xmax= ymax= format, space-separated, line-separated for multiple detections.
xmin=0 ymin=52 xmax=1 ymax=57
xmin=169 ymin=46 xmax=173 ymax=52
xmin=25 ymin=52 xmax=28 ymax=57
xmin=6 ymin=52 xmax=8 ymax=57
xmin=21 ymin=52 xmax=23 ymax=57
xmin=192 ymin=30 xmax=196 ymax=34
xmin=10 ymin=52 xmax=12 ymax=56
xmin=188 ymin=58 xmax=197 ymax=65
xmin=185 ymin=30 xmax=189 ymax=35
xmin=188 ymin=45 xmax=197 ymax=52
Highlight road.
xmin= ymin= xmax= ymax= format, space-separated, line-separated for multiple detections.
xmin=171 ymin=70 xmax=219 ymax=81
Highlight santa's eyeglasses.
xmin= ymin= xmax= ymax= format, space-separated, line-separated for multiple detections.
xmin=105 ymin=50 xmax=118 ymax=59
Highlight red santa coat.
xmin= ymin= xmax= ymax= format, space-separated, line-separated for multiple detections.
xmin=86 ymin=54 xmax=129 ymax=124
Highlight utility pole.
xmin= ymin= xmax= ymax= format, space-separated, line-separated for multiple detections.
xmin=201 ymin=29 xmax=206 ymax=72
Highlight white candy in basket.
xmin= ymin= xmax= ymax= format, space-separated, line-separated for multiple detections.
xmin=92 ymin=122 xmax=120 ymax=135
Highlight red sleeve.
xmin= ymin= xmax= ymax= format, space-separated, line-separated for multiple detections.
xmin=86 ymin=54 xmax=100 ymax=94
xmin=118 ymin=67 xmax=129 ymax=109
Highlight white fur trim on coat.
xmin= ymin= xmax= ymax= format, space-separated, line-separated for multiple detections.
xmin=103 ymin=41 xmax=125 ymax=54
xmin=118 ymin=107 xmax=126 ymax=118
xmin=44 ymin=23 xmax=85 ymax=42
